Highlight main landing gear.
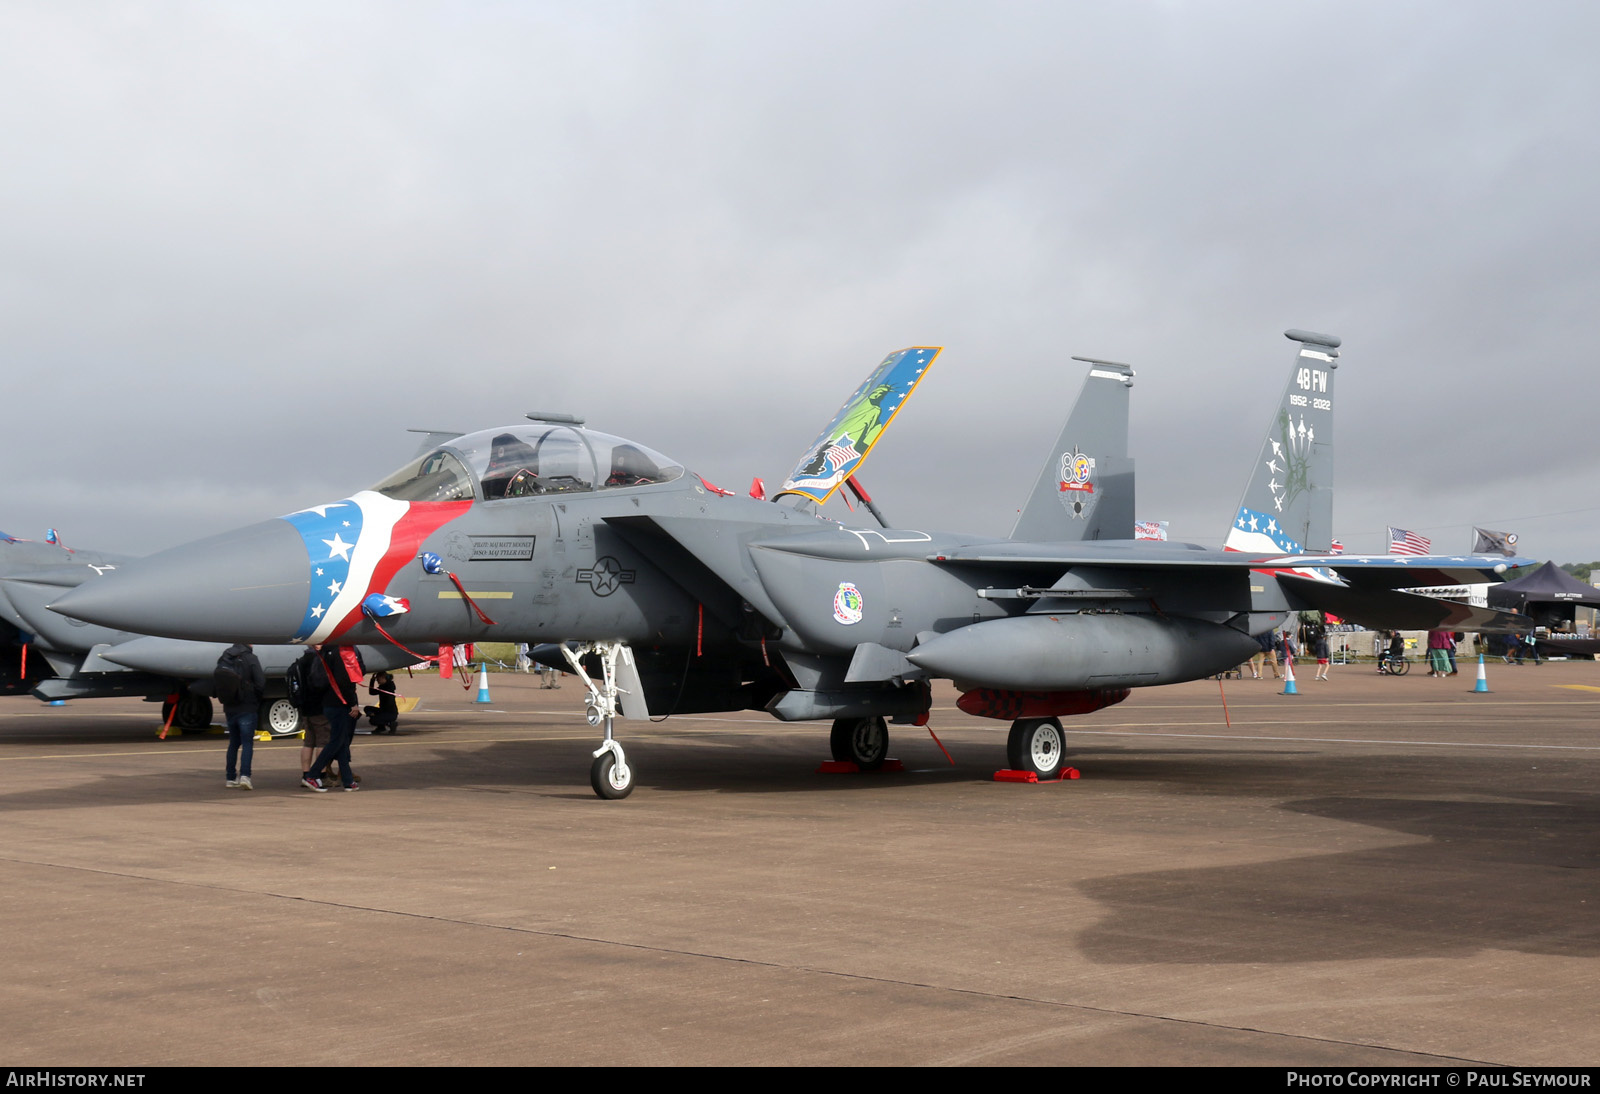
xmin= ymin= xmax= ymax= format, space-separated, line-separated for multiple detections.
xmin=562 ymin=640 xmax=637 ymax=800
xmin=162 ymin=688 xmax=214 ymax=730
xmin=1006 ymin=717 xmax=1066 ymax=779
xmin=830 ymin=715 xmax=889 ymax=771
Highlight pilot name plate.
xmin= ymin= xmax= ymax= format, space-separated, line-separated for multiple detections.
xmin=468 ymin=536 xmax=536 ymax=561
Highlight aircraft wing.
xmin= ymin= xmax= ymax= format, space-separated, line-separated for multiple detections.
xmin=929 ymin=546 xmax=1536 ymax=590
xmin=775 ymin=346 xmax=940 ymax=505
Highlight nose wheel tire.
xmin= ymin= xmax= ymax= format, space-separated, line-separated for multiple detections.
xmin=261 ymin=698 xmax=303 ymax=737
xmin=1007 ymin=717 xmax=1065 ymax=779
xmin=590 ymin=750 xmax=634 ymax=799
xmin=830 ymin=716 xmax=889 ymax=771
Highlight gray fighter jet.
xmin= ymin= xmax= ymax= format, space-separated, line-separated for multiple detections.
xmin=51 ymin=338 xmax=1534 ymax=797
xmin=0 ymin=531 xmax=415 ymax=733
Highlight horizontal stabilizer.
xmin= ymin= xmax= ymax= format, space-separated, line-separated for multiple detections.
xmin=1278 ymin=575 xmax=1532 ymax=634
xmin=931 ymin=544 xmax=1533 ymax=589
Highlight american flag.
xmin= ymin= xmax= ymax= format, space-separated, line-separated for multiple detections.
xmin=824 ymin=439 xmax=860 ymax=472
xmin=1388 ymin=526 xmax=1431 ymax=555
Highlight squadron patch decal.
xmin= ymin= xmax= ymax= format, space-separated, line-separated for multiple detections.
xmin=1057 ymin=446 xmax=1097 ymax=519
xmin=833 ymin=582 xmax=864 ymax=625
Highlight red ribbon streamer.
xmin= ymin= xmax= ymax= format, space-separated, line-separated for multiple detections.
xmin=446 ymin=572 xmax=497 ymax=625
xmin=365 ymin=613 xmax=443 ymax=663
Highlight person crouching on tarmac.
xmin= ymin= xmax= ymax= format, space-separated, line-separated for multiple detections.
xmin=365 ymin=670 xmax=399 ymax=734
xmin=303 ymin=645 xmax=366 ymax=792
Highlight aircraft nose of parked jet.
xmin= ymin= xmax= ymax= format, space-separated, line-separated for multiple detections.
xmin=49 ymin=519 xmax=311 ymax=643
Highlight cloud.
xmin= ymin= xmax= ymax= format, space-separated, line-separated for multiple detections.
xmin=2 ymin=1 xmax=1595 ymax=561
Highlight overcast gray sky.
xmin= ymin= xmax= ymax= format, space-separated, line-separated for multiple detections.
xmin=4 ymin=1 xmax=1597 ymax=561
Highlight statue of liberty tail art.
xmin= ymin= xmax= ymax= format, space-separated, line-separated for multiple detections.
xmin=777 ymin=347 xmax=941 ymax=505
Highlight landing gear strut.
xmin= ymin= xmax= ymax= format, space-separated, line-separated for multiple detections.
xmin=562 ymin=641 xmax=636 ymax=800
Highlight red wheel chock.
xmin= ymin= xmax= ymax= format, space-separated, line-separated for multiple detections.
xmin=816 ymin=759 xmax=905 ymax=774
xmin=993 ymin=767 xmax=1080 ymax=783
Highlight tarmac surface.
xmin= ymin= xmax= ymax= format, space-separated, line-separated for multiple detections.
xmin=2 ymin=656 xmax=1598 ymax=1066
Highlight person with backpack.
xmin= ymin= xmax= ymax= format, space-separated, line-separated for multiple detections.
xmin=303 ymin=645 xmax=366 ymax=792
xmin=215 ymin=643 xmax=266 ymax=790
xmin=288 ymin=647 xmax=333 ymax=788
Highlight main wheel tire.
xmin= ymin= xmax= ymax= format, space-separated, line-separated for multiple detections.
xmin=260 ymin=698 xmax=302 ymax=737
xmin=829 ymin=716 xmax=889 ymax=771
xmin=175 ymin=691 xmax=214 ymax=729
xmin=1007 ymin=717 xmax=1065 ymax=779
xmin=590 ymin=751 xmax=634 ymax=800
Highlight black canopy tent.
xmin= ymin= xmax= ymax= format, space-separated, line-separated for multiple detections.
xmin=1486 ymin=561 xmax=1600 ymax=627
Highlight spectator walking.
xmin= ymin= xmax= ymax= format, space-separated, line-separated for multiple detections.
xmin=215 ymin=643 xmax=265 ymax=790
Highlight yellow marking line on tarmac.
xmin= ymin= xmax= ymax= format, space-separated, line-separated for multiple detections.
xmin=1555 ymin=684 xmax=1600 ymax=693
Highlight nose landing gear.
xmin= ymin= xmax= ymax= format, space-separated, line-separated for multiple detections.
xmin=562 ymin=641 xmax=644 ymax=800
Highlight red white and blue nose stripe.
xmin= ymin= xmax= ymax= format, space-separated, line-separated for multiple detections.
xmin=282 ymin=494 xmax=386 ymax=643
xmin=278 ymin=491 xmax=467 ymax=644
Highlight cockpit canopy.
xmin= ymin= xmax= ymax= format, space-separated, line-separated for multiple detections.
xmin=371 ymin=424 xmax=686 ymax=503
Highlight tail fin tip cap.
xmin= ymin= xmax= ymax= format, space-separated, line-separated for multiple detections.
xmin=1070 ymin=357 xmax=1136 ymax=385
xmin=1284 ymin=329 xmax=1341 ymax=351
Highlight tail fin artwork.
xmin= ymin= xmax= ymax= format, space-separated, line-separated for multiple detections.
xmin=775 ymin=347 xmax=941 ymax=508
xmin=1223 ymin=330 xmax=1340 ymax=554
xmin=1009 ymin=358 xmax=1135 ymax=542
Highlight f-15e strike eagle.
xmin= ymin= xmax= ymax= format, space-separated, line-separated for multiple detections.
xmin=51 ymin=333 xmax=1532 ymax=797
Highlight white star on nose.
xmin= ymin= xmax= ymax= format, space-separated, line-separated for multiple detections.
xmin=323 ymin=533 xmax=354 ymax=561
xmin=328 ymin=580 xmax=342 ymax=595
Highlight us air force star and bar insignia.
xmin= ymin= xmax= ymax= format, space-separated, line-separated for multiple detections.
xmin=1057 ymin=446 xmax=1096 ymax=520
xmin=576 ymin=556 xmax=635 ymax=597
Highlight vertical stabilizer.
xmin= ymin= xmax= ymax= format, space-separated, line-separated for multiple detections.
xmin=1223 ymin=329 xmax=1340 ymax=554
xmin=1009 ymin=358 xmax=1135 ymax=542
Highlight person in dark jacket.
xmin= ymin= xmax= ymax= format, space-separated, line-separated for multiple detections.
xmin=303 ymin=645 xmax=366 ymax=792
xmin=215 ymin=643 xmax=266 ymax=790
xmin=365 ymin=671 xmax=399 ymax=734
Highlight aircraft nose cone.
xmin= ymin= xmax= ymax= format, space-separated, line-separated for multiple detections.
xmin=49 ymin=519 xmax=311 ymax=643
